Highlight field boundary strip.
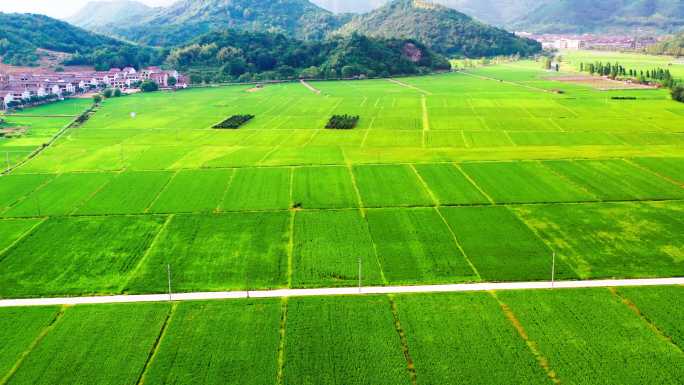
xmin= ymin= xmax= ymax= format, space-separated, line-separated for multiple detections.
xmin=386 ymin=78 xmax=433 ymax=95
xmin=135 ymin=303 xmax=177 ymax=385
xmin=489 ymin=292 xmax=561 ymax=384
xmin=1 ymin=278 xmax=682 ymax=308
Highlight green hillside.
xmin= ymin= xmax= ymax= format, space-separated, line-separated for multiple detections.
xmin=513 ymin=0 xmax=684 ymax=33
xmin=336 ymin=0 xmax=541 ymax=57
xmin=0 ymin=13 xmax=162 ymax=69
xmin=110 ymin=0 xmax=349 ymax=46
xmin=168 ymin=29 xmax=451 ymax=82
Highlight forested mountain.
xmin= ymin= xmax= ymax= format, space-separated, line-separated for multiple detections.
xmin=0 ymin=13 xmax=162 ymax=69
xmin=109 ymin=0 xmax=350 ymax=46
xmin=168 ymin=29 xmax=451 ymax=82
xmin=66 ymin=1 xmax=155 ymax=31
xmin=313 ymin=0 xmax=543 ymax=25
xmin=512 ymin=0 xmax=684 ymax=34
xmin=646 ymin=32 xmax=684 ymax=56
xmin=336 ymin=0 xmax=541 ymax=57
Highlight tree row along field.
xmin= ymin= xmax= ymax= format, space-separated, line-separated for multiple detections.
xmin=0 ymin=287 xmax=682 ymax=385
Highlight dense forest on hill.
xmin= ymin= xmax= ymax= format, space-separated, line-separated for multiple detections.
xmin=0 ymin=13 xmax=163 ymax=69
xmin=168 ymin=30 xmax=451 ymax=83
xmin=108 ymin=0 xmax=350 ymax=46
xmin=337 ymin=0 xmax=541 ymax=57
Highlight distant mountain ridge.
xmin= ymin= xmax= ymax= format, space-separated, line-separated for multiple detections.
xmin=66 ymin=1 xmax=155 ymax=31
xmin=337 ymin=0 xmax=541 ymax=57
xmin=512 ymin=0 xmax=684 ymax=34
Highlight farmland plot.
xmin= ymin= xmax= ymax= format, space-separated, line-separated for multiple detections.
xmin=0 ymin=218 xmax=42 ymax=252
xmin=221 ymin=167 xmax=291 ymax=211
xmin=413 ymin=163 xmax=490 ymax=205
xmin=283 ymin=296 xmax=410 ymax=385
xmin=366 ymin=208 xmax=477 ymax=284
xmin=617 ymin=286 xmax=684 ymax=348
xmin=127 ymin=212 xmax=289 ymax=293
xmin=0 ymin=307 xmax=59 ymax=380
xmin=292 ymin=166 xmax=358 ymax=209
xmin=292 ymin=210 xmax=383 ymax=287
xmin=354 ymin=165 xmax=434 ymax=207
xmin=460 ymin=161 xmax=597 ymax=203
xmin=149 ymin=169 xmax=233 ymax=213
xmin=632 ymin=157 xmax=684 ymax=185
xmin=513 ymin=201 xmax=684 ymax=279
xmin=77 ymin=171 xmax=172 ymax=215
xmin=499 ymin=289 xmax=684 ymax=385
xmin=439 ymin=206 xmax=574 ymax=281
xmin=0 ymin=174 xmax=54 ymax=213
xmin=395 ymin=293 xmax=548 ymax=385
xmin=3 ymin=172 xmax=114 ymax=217
xmin=544 ymin=159 xmax=684 ymax=201
xmin=143 ymin=300 xmax=281 ymax=385
xmin=0 ymin=216 xmax=165 ymax=298
xmin=6 ymin=303 xmax=169 ymax=385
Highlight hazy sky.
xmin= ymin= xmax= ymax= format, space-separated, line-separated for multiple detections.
xmin=0 ymin=0 xmax=177 ymax=19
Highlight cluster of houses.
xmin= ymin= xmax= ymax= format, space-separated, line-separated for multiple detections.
xmin=518 ymin=33 xmax=659 ymax=51
xmin=0 ymin=67 xmax=188 ymax=110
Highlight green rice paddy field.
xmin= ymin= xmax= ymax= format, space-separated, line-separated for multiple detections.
xmin=0 ymin=287 xmax=682 ymax=384
xmin=0 ymin=61 xmax=682 ymax=297
xmin=0 ymin=59 xmax=682 ymax=383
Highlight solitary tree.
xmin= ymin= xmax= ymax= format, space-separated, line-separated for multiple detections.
xmin=113 ymin=88 xmax=122 ymax=97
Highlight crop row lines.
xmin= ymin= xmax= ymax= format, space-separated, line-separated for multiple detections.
xmin=3 ymin=287 xmax=681 ymax=385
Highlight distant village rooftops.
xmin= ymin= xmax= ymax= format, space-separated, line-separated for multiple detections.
xmin=0 ymin=66 xmax=188 ymax=110
xmin=517 ymin=33 xmax=659 ymax=51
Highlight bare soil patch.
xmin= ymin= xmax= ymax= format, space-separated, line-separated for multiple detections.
xmin=550 ymin=75 xmax=657 ymax=91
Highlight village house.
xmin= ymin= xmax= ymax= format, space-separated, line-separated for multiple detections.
xmin=0 ymin=66 xmax=188 ymax=110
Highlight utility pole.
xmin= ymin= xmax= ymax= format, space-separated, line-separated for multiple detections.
xmin=358 ymin=256 xmax=362 ymax=294
xmin=551 ymin=252 xmax=556 ymax=289
xmin=167 ymin=264 xmax=172 ymax=301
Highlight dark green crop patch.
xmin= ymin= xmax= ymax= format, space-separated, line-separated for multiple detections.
xmin=213 ymin=115 xmax=255 ymax=129
xmin=325 ymin=114 xmax=359 ymax=129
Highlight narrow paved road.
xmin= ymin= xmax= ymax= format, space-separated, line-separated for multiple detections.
xmin=1 ymin=277 xmax=682 ymax=307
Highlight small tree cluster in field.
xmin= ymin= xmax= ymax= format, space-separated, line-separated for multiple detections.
xmin=213 ymin=115 xmax=255 ymax=129
xmin=326 ymin=115 xmax=359 ymax=130
xmin=672 ymin=86 xmax=684 ymax=103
